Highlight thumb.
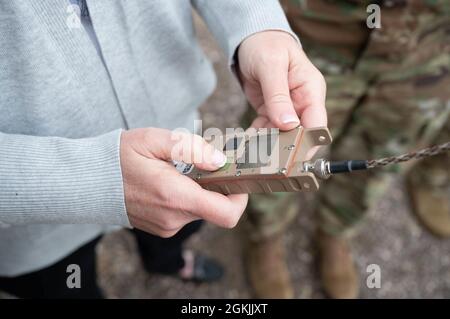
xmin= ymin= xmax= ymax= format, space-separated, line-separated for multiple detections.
xmin=165 ymin=130 xmax=227 ymax=171
xmin=129 ymin=128 xmax=227 ymax=171
xmin=256 ymin=58 xmax=300 ymax=131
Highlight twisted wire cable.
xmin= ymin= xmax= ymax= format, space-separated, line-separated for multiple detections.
xmin=366 ymin=141 xmax=450 ymax=169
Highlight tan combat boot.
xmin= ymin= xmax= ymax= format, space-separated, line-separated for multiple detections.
xmin=406 ymin=177 xmax=450 ymax=238
xmin=244 ymin=235 xmax=294 ymax=299
xmin=317 ymin=230 xmax=359 ymax=299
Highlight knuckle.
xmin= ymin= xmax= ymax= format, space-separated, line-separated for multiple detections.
xmin=173 ymin=133 xmax=191 ymax=158
xmin=160 ymin=221 xmax=176 ymax=232
xmin=158 ymin=229 xmax=179 ymax=238
xmin=159 ymin=218 xmax=182 ymax=233
xmin=267 ymin=92 xmax=292 ymax=106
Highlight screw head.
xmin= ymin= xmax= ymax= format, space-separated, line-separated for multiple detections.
xmin=235 ymin=171 xmax=241 ymax=177
xmin=278 ymin=168 xmax=287 ymax=175
xmin=288 ymin=144 xmax=295 ymax=150
xmin=318 ymin=136 xmax=326 ymax=142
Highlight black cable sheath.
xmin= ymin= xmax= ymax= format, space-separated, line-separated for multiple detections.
xmin=329 ymin=160 xmax=368 ymax=174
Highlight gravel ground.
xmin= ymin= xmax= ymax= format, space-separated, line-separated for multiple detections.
xmin=96 ymin=17 xmax=450 ymax=299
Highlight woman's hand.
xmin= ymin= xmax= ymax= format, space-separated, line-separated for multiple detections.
xmin=238 ymin=31 xmax=327 ymax=131
xmin=120 ymin=128 xmax=248 ymax=237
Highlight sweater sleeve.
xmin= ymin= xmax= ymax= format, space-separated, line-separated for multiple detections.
xmin=0 ymin=130 xmax=130 ymax=227
xmin=191 ymin=0 xmax=300 ymax=65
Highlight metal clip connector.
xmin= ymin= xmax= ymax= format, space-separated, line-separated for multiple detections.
xmin=303 ymin=159 xmax=331 ymax=180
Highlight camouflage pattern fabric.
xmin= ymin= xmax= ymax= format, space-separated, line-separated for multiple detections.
xmin=242 ymin=0 xmax=450 ymax=239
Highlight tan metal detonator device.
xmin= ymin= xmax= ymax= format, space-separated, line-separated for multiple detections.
xmin=185 ymin=126 xmax=332 ymax=194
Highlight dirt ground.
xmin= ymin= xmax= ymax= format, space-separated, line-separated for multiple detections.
xmin=95 ymin=18 xmax=450 ymax=299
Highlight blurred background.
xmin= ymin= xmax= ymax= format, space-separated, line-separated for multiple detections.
xmin=93 ymin=16 xmax=450 ymax=299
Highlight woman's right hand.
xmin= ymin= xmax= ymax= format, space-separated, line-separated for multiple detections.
xmin=120 ymin=128 xmax=248 ymax=238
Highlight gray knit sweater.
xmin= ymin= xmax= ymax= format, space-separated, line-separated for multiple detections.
xmin=0 ymin=0 xmax=295 ymax=276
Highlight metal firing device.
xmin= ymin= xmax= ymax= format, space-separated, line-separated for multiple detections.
xmin=186 ymin=126 xmax=333 ymax=194
xmin=178 ymin=127 xmax=450 ymax=194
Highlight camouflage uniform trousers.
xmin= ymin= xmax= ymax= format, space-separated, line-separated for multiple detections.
xmin=242 ymin=0 xmax=450 ymax=241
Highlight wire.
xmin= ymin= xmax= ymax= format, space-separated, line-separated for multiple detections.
xmin=325 ymin=141 xmax=450 ymax=176
xmin=366 ymin=141 xmax=450 ymax=169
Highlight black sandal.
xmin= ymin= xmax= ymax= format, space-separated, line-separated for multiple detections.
xmin=181 ymin=253 xmax=224 ymax=283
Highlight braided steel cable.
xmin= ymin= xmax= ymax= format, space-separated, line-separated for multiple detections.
xmin=366 ymin=141 xmax=450 ymax=169
xmin=307 ymin=142 xmax=450 ymax=179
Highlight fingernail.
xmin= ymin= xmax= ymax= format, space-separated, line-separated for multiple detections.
xmin=280 ymin=114 xmax=300 ymax=125
xmin=213 ymin=150 xmax=227 ymax=168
